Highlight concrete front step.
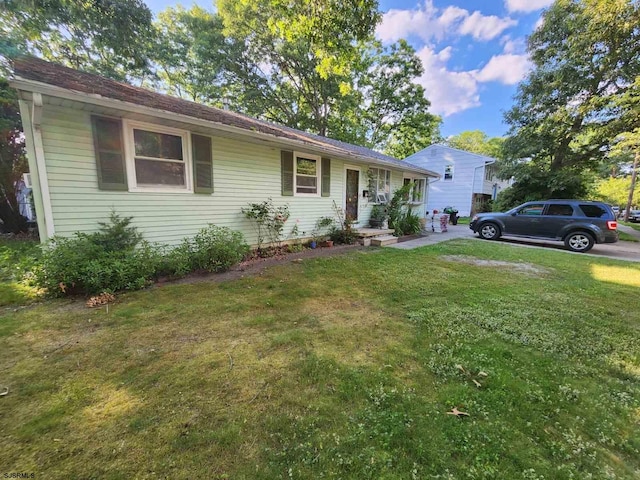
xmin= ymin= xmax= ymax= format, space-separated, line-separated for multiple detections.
xmin=355 ymin=228 xmax=395 ymax=238
xmin=371 ymin=235 xmax=398 ymax=246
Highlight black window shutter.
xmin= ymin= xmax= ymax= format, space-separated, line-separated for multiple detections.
xmin=321 ymin=157 xmax=331 ymax=197
xmin=192 ymin=134 xmax=213 ymax=194
xmin=281 ymin=150 xmax=294 ymax=196
xmin=91 ymin=116 xmax=127 ymax=191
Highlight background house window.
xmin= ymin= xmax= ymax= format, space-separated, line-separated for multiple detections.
xmin=444 ymin=165 xmax=454 ymax=181
xmin=295 ymin=154 xmax=320 ymax=195
xmin=369 ymin=167 xmax=391 ymax=203
xmin=129 ymin=124 xmax=189 ymax=190
xmin=485 ymin=165 xmax=494 ymax=181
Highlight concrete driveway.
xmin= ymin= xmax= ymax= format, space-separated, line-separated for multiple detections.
xmin=389 ymin=224 xmax=640 ymax=262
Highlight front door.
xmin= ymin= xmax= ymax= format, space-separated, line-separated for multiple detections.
xmin=345 ymin=169 xmax=359 ymax=221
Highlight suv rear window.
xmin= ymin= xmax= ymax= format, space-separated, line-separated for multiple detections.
xmin=547 ymin=204 xmax=574 ymax=216
xmin=579 ymin=204 xmax=608 ymax=218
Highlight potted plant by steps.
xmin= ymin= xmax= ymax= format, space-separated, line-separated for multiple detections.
xmin=369 ymin=204 xmax=387 ymax=228
xmin=311 ymin=216 xmax=334 ymax=248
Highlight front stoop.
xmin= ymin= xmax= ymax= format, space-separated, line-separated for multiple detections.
xmin=356 ymin=228 xmax=395 ymax=238
xmin=371 ymin=235 xmax=398 ymax=246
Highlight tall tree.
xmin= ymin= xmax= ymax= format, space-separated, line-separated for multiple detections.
xmin=501 ymin=0 xmax=640 ymax=205
xmin=214 ymin=0 xmax=439 ymax=155
xmin=152 ymin=6 xmax=236 ymax=104
xmin=0 ymin=0 xmax=156 ymax=81
xmin=0 ymin=80 xmax=28 ymax=233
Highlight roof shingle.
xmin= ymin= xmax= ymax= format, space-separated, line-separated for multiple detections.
xmin=12 ymin=56 xmax=438 ymax=176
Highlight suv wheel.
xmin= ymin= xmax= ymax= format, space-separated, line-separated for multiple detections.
xmin=564 ymin=231 xmax=594 ymax=253
xmin=479 ymin=222 xmax=501 ymax=240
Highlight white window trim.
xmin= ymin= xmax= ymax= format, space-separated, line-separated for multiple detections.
xmin=369 ymin=167 xmax=391 ymax=204
xmin=123 ymin=119 xmax=193 ymax=193
xmin=444 ymin=164 xmax=454 ymax=182
xmin=403 ymin=175 xmax=426 ymax=205
xmin=294 ymin=151 xmax=321 ymax=197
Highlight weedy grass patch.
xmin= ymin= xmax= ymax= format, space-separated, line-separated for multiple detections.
xmin=0 ymin=240 xmax=639 ymax=479
xmin=0 ymin=237 xmax=41 ymax=306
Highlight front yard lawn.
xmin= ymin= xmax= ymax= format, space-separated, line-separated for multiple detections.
xmin=1 ymin=240 xmax=639 ymax=478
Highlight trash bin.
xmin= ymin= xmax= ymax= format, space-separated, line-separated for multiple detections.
xmin=443 ymin=207 xmax=459 ymax=225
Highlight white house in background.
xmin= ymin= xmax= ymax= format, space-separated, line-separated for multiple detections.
xmin=404 ymin=144 xmax=512 ymax=217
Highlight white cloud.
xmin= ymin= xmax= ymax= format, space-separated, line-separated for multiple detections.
xmin=505 ymin=0 xmax=554 ymax=14
xmin=376 ymin=0 xmax=517 ymax=44
xmin=500 ymin=35 xmax=527 ymax=54
xmin=458 ymin=11 xmax=517 ymax=41
xmin=415 ymin=46 xmax=481 ymax=117
xmin=475 ymin=54 xmax=531 ymax=84
xmin=413 ymin=41 xmax=531 ymax=117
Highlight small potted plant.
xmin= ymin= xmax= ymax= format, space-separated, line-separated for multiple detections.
xmin=312 ymin=216 xmax=334 ymax=247
xmin=369 ymin=204 xmax=387 ymax=228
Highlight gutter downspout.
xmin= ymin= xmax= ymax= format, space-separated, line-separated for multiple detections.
xmin=18 ymin=93 xmax=55 ymax=241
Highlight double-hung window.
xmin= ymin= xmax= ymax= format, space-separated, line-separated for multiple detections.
xmin=369 ymin=168 xmax=391 ymax=203
xmin=403 ymin=177 xmax=426 ymax=203
xmin=295 ymin=152 xmax=320 ymax=195
xmin=444 ymin=165 xmax=454 ymax=181
xmin=126 ymin=121 xmax=191 ymax=192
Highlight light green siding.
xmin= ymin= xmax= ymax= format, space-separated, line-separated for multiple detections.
xmin=38 ymin=103 xmax=425 ymax=245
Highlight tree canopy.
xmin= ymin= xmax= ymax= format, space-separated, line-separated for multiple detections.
xmin=500 ymin=0 xmax=640 ymax=207
xmin=446 ymin=130 xmax=505 ymax=159
xmin=1 ymin=0 xmax=156 ymax=80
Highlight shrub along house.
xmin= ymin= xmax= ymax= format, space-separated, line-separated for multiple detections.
xmin=11 ymin=57 xmax=439 ymax=246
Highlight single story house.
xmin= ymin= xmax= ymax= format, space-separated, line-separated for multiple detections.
xmin=11 ymin=57 xmax=439 ymax=246
xmin=403 ymin=144 xmax=512 ymax=217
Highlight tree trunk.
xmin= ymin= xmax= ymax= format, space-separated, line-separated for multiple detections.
xmin=623 ymin=152 xmax=638 ymax=222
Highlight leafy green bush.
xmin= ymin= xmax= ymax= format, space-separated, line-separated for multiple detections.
xmin=160 ymin=225 xmax=249 ymax=277
xmin=241 ymin=198 xmax=290 ymax=250
xmin=328 ymin=201 xmax=358 ymax=244
xmin=32 ymin=212 xmax=159 ymax=296
xmin=90 ymin=211 xmax=143 ymax=252
xmin=189 ymin=225 xmax=249 ymax=272
xmin=33 ymin=213 xmax=249 ymax=296
xmin=33 ymin=235 xmax=162 ymax=296
xmin=396 ymin=209 xmax=422 ymax=235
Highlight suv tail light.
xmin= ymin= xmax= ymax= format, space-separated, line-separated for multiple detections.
xmin=607 ymin=220 xmax=617 ymax=230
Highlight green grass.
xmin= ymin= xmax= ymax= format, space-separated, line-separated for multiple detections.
xmin=1 ymin=240 xmax=639 ymax=479
xmin=619 ymin=231 xmax=639 ymax=242
xmin=620 ymin=221 xmax=640 ymax=232
xmin=0 ymin=238 xmax=41 ymax=306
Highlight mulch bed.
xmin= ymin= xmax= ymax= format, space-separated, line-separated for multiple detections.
xmin=158 ymin=243 xmax=365 ymax=286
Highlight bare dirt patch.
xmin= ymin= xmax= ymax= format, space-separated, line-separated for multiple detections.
xmin=440 ymin=255 xmax=552 ymax=276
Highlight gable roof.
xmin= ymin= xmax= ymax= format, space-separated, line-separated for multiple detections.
xmin=11 ymin=56 xmax=438 ymax=177
xmin=407 ymin=144 xmax=496 ymax=165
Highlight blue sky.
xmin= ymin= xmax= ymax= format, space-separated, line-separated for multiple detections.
xmin=145 ymin=0 xmax=554 ymax=138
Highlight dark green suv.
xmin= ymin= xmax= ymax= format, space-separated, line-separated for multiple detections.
xmin=469 ymin=200 xmax=619 ymax=253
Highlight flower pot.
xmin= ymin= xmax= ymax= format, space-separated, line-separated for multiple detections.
xmin=310 ymin=241 xmax=317 ymax=249
xmin=321 ymin=240 xmax=334 ymax=247
xmin=369 ymin=219 xmax=383 ymax=228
